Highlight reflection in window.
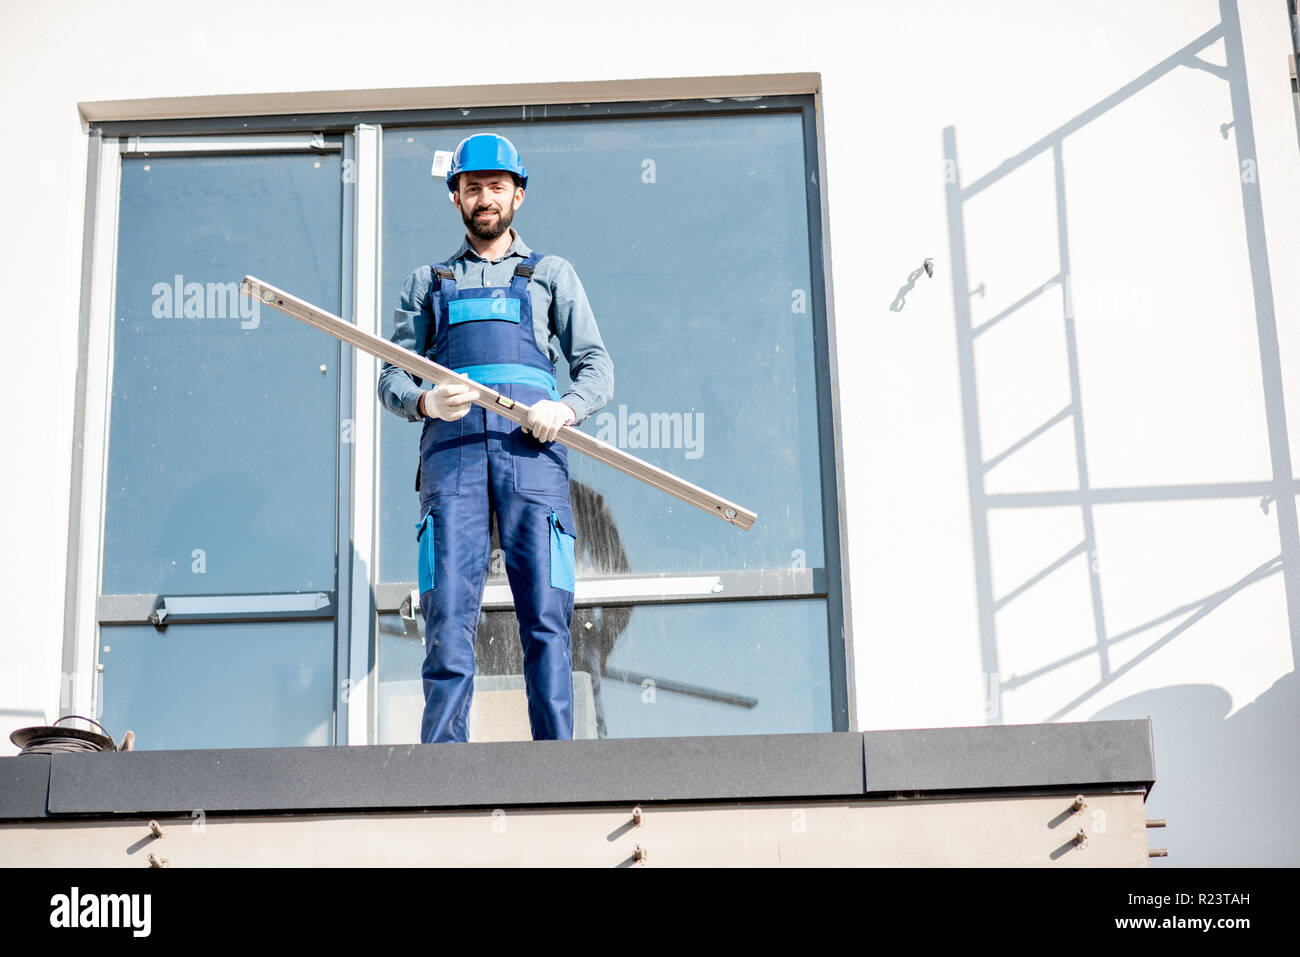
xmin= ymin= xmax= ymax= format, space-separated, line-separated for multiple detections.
xmin=379 ymin=115 xmax=824 ymax=580
xmin=374 ymin=109 xmax=836 ymax=742
xmin=104 ymin=153 xmax=342 ymax=596
xmin=99 ymin=621 xmax=335 ymax=750
xmin=379 ymin=591 xmax=830 ymax=742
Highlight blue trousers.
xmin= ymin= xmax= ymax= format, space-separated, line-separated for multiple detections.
xmin=416 ymin=394 xmax=577 ymax=743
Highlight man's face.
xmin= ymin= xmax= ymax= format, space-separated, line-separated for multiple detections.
xmin=453 ymin=171 xmax=524 ymax=241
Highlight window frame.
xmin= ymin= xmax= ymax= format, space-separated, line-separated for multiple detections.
xmin=67 ymin=91 xmax=855 ymax=742
xmin=68 ymin=130 xmax=361 ymax=746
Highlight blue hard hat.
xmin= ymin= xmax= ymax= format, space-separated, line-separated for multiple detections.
xmin=446 ymin=133 xmax=528 ymax=193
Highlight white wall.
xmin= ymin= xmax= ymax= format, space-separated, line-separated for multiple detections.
xmin=1 ymin=0 xmax=1296 ymax=865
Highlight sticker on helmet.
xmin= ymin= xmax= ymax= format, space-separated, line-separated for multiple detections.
xmin=430 ymin=150 xmax=454 ymax=178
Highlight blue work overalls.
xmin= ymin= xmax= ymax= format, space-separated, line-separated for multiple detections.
xmin=415 ymin=252 xmax=578 ymax=743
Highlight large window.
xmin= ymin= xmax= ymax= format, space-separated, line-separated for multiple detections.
xmin=75 ymin=96 xmax=846 ymax=749
xmin=95 ymin=144 xmax=345 ymax=749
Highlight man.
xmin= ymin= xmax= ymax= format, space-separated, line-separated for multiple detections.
xmin=378 ymin=132 xmax=614 ymax=744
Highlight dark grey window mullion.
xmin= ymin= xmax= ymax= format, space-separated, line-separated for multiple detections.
xmin=801 ymin=99 xmax=852 ymax=732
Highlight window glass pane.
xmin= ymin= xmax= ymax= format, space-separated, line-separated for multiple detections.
xmin=378 ymin=115 xmax=824 ymax=581
xmin=99 ymin=621 xmax=334 ymax=749
xmin=377 ymin=598 xmax=830 ymax=741
xmin=103 ymin=153 xmax=343 ymax=595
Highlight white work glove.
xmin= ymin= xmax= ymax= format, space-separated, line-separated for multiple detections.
xmin=419 ymin=383 xmax=479 ymax=421
xmin=523 ymin=399 xmax=577 ymax=443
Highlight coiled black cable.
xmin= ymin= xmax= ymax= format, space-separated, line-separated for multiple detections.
xmin=15 ymin=715 xmax=116 ymax=755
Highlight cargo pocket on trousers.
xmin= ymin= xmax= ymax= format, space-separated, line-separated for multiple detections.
xmin=417 ymin=511 xmax=435 ymax=594
xmin=548 ymin=509 xmax=576 ymax=593
xmin=419 ymin=415 xmax=463 ymax=498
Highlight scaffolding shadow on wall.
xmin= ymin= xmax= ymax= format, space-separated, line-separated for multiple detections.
xmin=942 ymin=0 xmax=1299 ymax=725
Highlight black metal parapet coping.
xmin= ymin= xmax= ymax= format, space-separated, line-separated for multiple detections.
xmin=0 ymin=720 xmax=1154 ymax=822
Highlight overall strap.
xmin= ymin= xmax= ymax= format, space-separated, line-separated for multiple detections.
xmin=418 ymin=262 xmax=457 ymax=358
xmin=431 ymin=264 xmax=457 ymax=289
xmin=508 ymin=251 xmax=543 ymax=295
xmin=430 ymin=263 xmax=457 ymax=320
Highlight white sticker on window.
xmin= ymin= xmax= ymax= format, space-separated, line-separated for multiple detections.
xmin=430 ymin=151 xmax=454 ymax=178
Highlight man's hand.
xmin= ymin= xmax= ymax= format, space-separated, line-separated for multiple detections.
xmin=420 ymin=383 xmax=479 ymax=421
xmin=523 ymin=399 xmax=577 ymax=443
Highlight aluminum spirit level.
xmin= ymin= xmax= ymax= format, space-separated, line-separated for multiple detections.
xmin=240 ymin=276 xmax=757 ymax=530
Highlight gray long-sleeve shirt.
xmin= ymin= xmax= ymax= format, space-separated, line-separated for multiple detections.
xmin=377 ymin=229 xmax=613 ymax=426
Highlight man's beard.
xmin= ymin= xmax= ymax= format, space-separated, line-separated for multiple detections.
xmin=463 ymin=200 xmax=515 ymax=241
